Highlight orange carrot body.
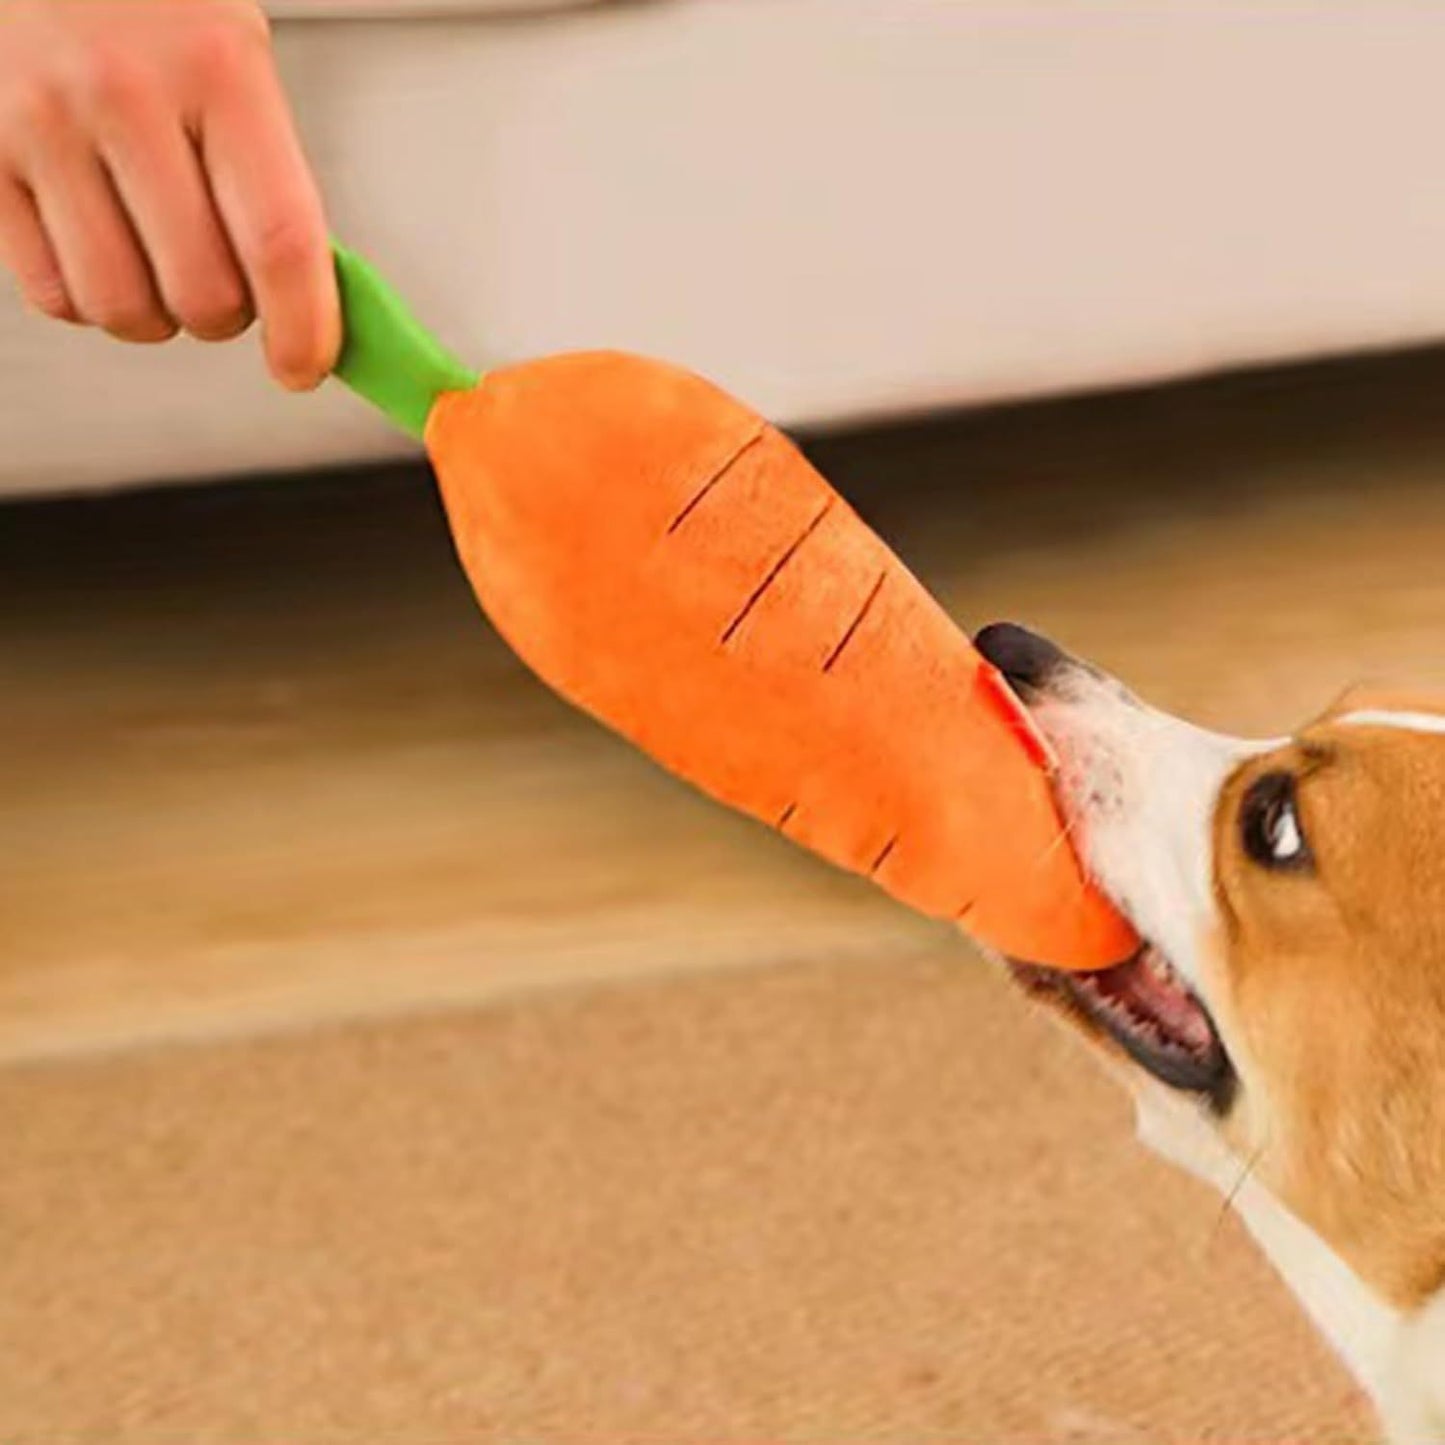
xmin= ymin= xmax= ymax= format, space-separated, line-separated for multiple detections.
xmin=428 ymin=351 xmax=1135 ymax=969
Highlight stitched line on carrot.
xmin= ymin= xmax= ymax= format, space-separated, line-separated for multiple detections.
xmin=822 ymin=571 xmax=887 ymax=674
xmin=868 ymin=835 xmax=899 ymax=876
xmin=720 ymin=499 xmax=835 ymax=645
xmin=665 ymin=424 xmax=767 ymax=535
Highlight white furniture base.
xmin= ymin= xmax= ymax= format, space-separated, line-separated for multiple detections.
xmin=4 ymin=1 xmax=1445 ymax=498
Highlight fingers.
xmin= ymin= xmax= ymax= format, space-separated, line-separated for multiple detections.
xmin=20 ymin=93 xmax=174 ymax=343
xmin=200 ymin=32 xmax=338 ymax=390
xmin=91 ymin=56 xmax=253 ymax=343
xmin=0 ymin=4 xmax=336 ymax=386
xmin=0 ymin=174 xmax=75 ymax=322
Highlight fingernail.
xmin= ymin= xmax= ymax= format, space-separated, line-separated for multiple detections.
xmin=274 ymin=362 xmax=323 ymax=393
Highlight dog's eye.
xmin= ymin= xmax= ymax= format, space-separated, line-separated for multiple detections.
xmin=1240 ymin=772 xmax=1311 ymax=871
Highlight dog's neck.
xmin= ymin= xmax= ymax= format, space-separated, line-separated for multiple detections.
xmin=1133 ymin=1087 xmax=1445 ymax=1442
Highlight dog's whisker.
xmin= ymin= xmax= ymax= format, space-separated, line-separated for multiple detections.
xmin=1037 ymin=816 xmax=1080 ymax=866
xmin=1208 ymin=1140 xmax=1269 ymax=1255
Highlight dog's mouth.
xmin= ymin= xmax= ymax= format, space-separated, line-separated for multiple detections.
xmin=1010 ymin=946 xmax=1237 ymax=1112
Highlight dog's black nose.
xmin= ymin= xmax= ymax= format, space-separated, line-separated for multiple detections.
xmin=973 ymin=622 xmax=1067 ymax=698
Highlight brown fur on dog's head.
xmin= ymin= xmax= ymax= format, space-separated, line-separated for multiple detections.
xmin=1207 ymin=691 xmax=1445 ymax=1309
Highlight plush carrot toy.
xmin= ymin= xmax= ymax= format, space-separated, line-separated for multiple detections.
xmin=330 ymin=242 xmax=1135 ymax=970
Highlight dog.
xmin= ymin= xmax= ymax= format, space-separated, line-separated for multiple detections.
xmin=973 ymin=622 xmax=1445 ymax=1444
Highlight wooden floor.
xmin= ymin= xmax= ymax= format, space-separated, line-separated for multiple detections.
xmin=0 ymin=460 xmax=930 ymax=1062
xmin=8 ymin=345 xmax=1445 ymax=1440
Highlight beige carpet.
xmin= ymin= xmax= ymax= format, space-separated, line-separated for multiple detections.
xmin=12 ymin=346 xmax=1445 ymax=1441
xmin=1 ymin=957 xmax=1364 ymax=1444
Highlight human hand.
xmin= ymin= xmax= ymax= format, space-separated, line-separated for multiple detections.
xmin=0 ymin=0 xmax=339 ymax=390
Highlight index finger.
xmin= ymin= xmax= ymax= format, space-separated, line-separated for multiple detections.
xmin=200 ymin=38 xmax=339 ymax=390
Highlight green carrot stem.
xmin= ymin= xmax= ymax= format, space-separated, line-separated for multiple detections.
xmin=330 ymin=240 xmax=479 ymax=441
